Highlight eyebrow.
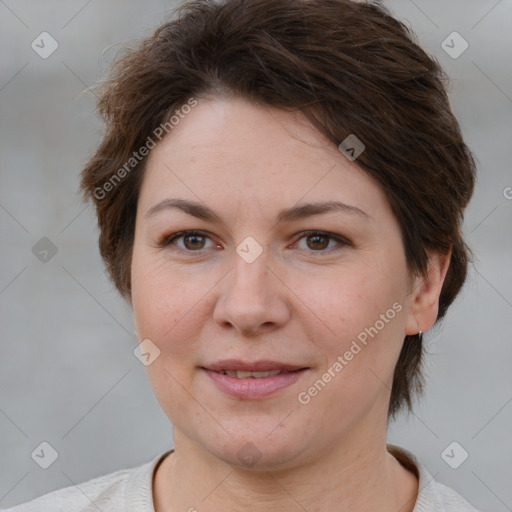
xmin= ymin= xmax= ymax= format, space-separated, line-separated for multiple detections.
xmin=145 ymin=198 xmax=371 ymax=223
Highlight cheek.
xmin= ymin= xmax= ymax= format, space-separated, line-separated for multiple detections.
xmin=303 ymin=261 xmax=407 ymax=394
xmin=132 ymin=252 xmax=189 ymax=349
xmin=133 ymin=283 xmax=197 ymax=360
xmin=132 ymin=261 xmax=204 ymax=419
xmin=131 ymin=251 xmax=222 ymax=368
xmin=308 ymin=268 xmax=402 ymax=342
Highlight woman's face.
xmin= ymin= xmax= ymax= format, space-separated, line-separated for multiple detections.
xmin=131 ymin=96 xmax=427 ymax=469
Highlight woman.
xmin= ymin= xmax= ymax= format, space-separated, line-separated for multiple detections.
xmin=3 ymin=0 xmax=479 ymax=510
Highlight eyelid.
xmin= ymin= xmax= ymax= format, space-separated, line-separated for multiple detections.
xmin=158 ymin=230 xmax=218 ymax=250
xmin=158 ymin=229 xmax=351 ymax=254
xmin=289 ymin=231 xmax=352 ymax=256
xmin=293 ymin=230 xmax=352 ymax=247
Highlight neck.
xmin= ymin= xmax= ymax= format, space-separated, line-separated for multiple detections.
xmin=154 ymin=427 xmax=418 ymax=512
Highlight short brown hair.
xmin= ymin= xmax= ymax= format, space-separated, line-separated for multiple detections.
xmin=80 ymin=0 xmax=476 ymax=418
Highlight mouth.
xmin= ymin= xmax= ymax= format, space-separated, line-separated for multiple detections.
xmin=202 ymin=359 xmax=307 ymax=373
xmin=209 ymin=369 xmax=296 ymax=379
xmin=200 ymin=360 xmax=310 ymax=399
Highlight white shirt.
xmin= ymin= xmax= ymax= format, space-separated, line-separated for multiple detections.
xmin=1 ymin=445 xmax=480 ymax=511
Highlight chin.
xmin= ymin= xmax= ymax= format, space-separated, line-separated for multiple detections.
xmin=204 ymin=423 xmax=311 ymax=471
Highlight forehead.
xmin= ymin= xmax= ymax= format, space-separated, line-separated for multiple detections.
xmin=139 ymin=97 xmax=390 ymax=221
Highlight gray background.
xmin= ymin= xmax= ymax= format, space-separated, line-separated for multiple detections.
xmin=0 ymin=0 xmax=511 ymax=510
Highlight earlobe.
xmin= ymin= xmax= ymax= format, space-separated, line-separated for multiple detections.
xmin=404 ymin=248 xmax=452 ymax=336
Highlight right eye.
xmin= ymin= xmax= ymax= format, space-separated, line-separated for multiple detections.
xmin=159 ymin=230 xmax=220 ymax=252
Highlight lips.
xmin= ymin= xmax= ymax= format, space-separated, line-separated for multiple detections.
xmin=201 ymin=359 xmax=309 ymax=399
xmin=218 ymin=369 xmax=283 ymax=379
xmin=203 ymin=359 xmax=307 ymax=373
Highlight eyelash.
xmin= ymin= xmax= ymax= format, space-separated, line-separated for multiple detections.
xmin=158 ymin=229 xmax=351 ymax=255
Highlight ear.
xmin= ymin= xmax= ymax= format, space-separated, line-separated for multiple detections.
xmin=404 ymin=248 xmax=452 ymax=336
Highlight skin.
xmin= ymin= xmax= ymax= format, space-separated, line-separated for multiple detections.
xmin=130 ymin=96 xmax=451 ymax=512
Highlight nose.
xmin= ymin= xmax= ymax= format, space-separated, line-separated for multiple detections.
xmin=212 ymin=249 xmax=291 ymax=337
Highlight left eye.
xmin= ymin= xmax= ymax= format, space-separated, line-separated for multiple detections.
xmin=293 ymin=231 xmax=350 ymax=253
xmin=159 ymin=230 xmax=349 ymax=253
